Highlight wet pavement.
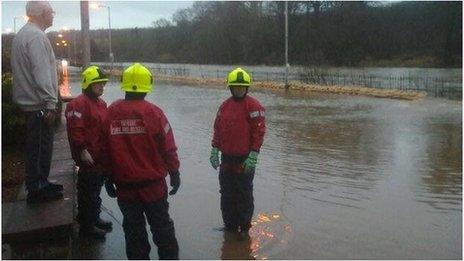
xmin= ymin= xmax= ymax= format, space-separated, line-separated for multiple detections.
xmin=70 ymin=81 xmax=462 ymax=259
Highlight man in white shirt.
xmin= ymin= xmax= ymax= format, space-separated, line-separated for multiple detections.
xmin=11 ymin=1 xmax=63 ymax=203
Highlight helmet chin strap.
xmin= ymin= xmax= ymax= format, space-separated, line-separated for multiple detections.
xmin=230 ymin=87 xmax=248 ymax=101
xmin=84 ymin=86 xmax=100 ymax=99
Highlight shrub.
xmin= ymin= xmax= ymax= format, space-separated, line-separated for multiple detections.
xmin=2 ymin=73 xmax=26 ymax=150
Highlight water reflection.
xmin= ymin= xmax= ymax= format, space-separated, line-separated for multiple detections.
xmin=59 ymin=65 xmax=72 ymax=97
xmin=218 ymin=212 xmax=291 ymax=260
xmin=265 ymin=96 xmax=388 ymax=210
xmin=67 ymin=79 xmax=461 ymax=259
xmin=264 ymin=93 xmax=462 ymax=213
xmin=72 ymin=234 xmax=106 ymax=260
xmin=248 ymin=212 xmax=292 ymax=260
xmin=417 ymin=121 xmax=462 ymax=212
xmin=220 ymin=232 xmax=254 ymax=260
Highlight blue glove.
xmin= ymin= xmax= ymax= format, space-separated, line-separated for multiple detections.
xmin=243 ymin=151 xmax=259 ymax=174
xmin=210 ymin=147 xmax=220 ymax=170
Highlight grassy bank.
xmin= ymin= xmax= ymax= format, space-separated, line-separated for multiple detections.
xmin=359 ymin=55 xmax=445 ymax=68
xmin=109 ymin=69 xmax=426 ymax=100
xmin=157 ymin=74 xmax=426 ymax=100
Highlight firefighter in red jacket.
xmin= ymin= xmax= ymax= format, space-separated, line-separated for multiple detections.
xmin=65 ymin=66 xmax=113 ymax=239
xmin=210 ymin=67 xmax=266 ymax=238
xmin=105 ymin=63 xmax=180 ymax=259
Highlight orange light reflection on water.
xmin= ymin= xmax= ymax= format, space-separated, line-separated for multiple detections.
xmin=59 ymin=64 xmax=72 ymax=98
xmin=248 ymin=212 xmax=292 ymax=260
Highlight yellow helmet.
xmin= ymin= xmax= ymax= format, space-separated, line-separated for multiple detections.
xmin=226 ymin=67 xmax=251 ymax=87
xmin=121 ymin=63 xmax=153 ymax=93
xmin=81 ymin=66 xmax=108 ymax=89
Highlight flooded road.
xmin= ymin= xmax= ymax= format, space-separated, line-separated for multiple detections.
xmin=71 ymin=81 xmax=462 ymax=259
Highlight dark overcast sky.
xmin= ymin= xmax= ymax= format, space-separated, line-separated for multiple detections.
xmin=2 ymin=1 xmax=193 ymax=33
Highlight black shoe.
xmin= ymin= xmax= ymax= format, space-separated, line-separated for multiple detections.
xmin=95 ymin=217 xmax=113 ymax=231
xmin=45 ymin=182 xmax=64 ymax=192
xmin=80 ymin=225 xmax=107 ymax=239
xmin=27 ymin=189 xmax=63 ymax=204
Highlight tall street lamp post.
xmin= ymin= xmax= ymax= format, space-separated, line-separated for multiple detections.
xmin=90 ymin=2 xmax=114 ymax=76
xmin=284 ymin=1 xmax=289 ymax=89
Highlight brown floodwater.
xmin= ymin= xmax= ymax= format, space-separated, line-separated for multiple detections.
xmin=71 ymin=82 xmax=462 ymax=259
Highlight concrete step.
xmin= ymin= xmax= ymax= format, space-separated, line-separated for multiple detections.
xmin=2 ymin=114 xmax=76 ymax=245
xmin=2 ymin=173 xmax=75 ymax=244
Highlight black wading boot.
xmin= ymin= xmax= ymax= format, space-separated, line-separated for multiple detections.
xmin=80 ymin=225 xmax=107 ymax=239
xmin=95 ymin=217 xmax=113 ymax=231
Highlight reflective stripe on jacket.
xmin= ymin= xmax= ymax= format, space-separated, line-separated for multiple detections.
xmin=106 ymin=99 xmax=179 ymax=185
xmin=212 ymin=95 xmax=266 ymax=156
xmin=65 ymin=94 xmax=108 ymax=171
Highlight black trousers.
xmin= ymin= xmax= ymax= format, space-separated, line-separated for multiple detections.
xmin=25 ymin=111 xmax=55 ymax=191
xmin=219 ymin=155 xmax=255 ymax=232
xmin=118 ymin=197 xmax=179 ymax=260
xmin=76 ymin=170 xmax=105 ymax=228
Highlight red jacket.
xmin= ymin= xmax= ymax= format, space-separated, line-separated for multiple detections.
xmin=105 ymin=99 xmax=179 ymax=202
xmin=212 ymin=95 xmax=266 ymax=156
xmin=65 ymin=94 xmax=108 ymax=171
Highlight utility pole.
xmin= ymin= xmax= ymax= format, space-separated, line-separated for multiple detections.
xmin=80 ymin=1 xmax=90 ymax=69
xmin=285 ymin=1 xmax=289 ymax=89
xmin=90 ymin=3 xmax=114 ymax=77
xmin=107 ymin=5 xmax=113 ymax=75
